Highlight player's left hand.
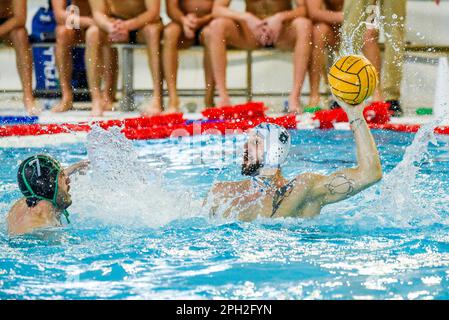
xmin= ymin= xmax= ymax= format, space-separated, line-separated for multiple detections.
xmin=64 ymin=160 xmax=90 ymax=177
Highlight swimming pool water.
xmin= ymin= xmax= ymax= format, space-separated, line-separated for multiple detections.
xmin=2 ymin=127 xmax=449 ymax=300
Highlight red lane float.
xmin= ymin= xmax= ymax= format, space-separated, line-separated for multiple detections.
xmin=122 ymin=114 xmax=297 ymax=140
xmin=202 ymin=102 xmax=266 ymax=120
xmin=368 ymin=123 xmax=421 ymax=133
xmin=0 ymin=103 xmax=296 ymax=140
xmin=313 ymin=102 xmax=391 ymax=129
xmin=2 ymin=101 xmax=449 ymax=139
xmin=0 ymin=123 xmax=91 ymax=137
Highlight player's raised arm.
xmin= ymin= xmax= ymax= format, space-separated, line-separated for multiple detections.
xmin=64 ymin=160 xmax=90 ymax=176
xmin=310 ymin=101 xmax=382 ymax=205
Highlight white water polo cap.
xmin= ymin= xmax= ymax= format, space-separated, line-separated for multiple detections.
xmin=251 ymin=123 xmax=291 ymax=168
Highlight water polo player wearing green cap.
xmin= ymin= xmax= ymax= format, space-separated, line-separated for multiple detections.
xmin=7 ymin=154 xmax=89 ymax=236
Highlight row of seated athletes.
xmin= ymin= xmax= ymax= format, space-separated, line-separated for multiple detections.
xmin=1 ymin=0 xmax=426 ymax=117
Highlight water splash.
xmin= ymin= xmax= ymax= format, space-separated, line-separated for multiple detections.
xmin=70 ymin=125 xmax=202 ymax=228
xmin=379 ymin=57 xmax=449 ymax=222
xmin=373 ymin=121 xmax=441 ymax=227
xmin=340 ymin=4 xmax=382 ymax=57
xmin=354 ymin=58 xmax=449 ymax=228
xmin=312 ymin=119 xmax=447 ymax=230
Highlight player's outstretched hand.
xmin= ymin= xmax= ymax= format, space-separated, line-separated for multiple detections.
xmin=64 ymin=160 xmax=90 ymax=176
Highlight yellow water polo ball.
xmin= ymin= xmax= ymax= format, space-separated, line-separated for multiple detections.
xmin=328 ymin=55 xmax=379 ymax=105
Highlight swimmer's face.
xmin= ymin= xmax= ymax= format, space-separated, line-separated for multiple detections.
xmin=241 ymin=132 xmax=264 ymax=176
xmin=55 ymin=171 xmax=72 ymax=209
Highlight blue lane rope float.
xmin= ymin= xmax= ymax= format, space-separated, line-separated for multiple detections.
xmin=0 ymin=116 xmax=39 ymax=125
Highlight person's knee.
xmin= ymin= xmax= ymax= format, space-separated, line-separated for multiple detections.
xmin=143 ymin=22 xmax=163 ymax=40
xmin=56 ymin=26 xmax=75 ymax=44
xmin=293 ymin=17 xmax=312 ymax=32
xmin=9 ymin=26 xmax=28 ymax=43
xmin=208 ymin=18 xmax=232 ymax=37
xmin=85 ymin=25 xmax=101 ymax=44
xmin=163 ymin=22 xmax=182 ymax=43
xmin=312 ymin=23 xmax=330 ymax=44
xmin=201 ymin=25 xmax=213 ymax=46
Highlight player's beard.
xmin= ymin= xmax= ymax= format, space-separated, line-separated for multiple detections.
xmin=55 ymin=191 xmax=72 ymax=210
xmin=241 ymin=149 xmax=263 ymax=176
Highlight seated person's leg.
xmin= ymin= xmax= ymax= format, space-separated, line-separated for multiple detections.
xmin=102 ymin=46 xmax=119 ymax=111
xmin=203 ymin=18 xmax=260 ymax=107
xmin=162 ymin=22 xmax=195 ymax=112
xmin=52 ymin=25 xmax=77 ymax=113
xmin=275 ymin=17 xmax=313 ymax=113
xmin=7 ymin=26 xmax=37 ymax=115
xmin=199 ymin=30 xmax=215 ymax=108
xmin=137 ymin=21 xmax=164 ymax=116
xmin=308 ymin=22 xmax=332 ymax=107
xmin=85 ymin=24 xmax=108 ymax=117
xmin=363 ymin=28 xmax=382 ymax=102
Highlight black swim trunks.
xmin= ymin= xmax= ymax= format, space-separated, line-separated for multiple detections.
xmin=128 ymin=29 xmax=138 ymax=44
xmin=193 ymin=28 xmax=203 ymax=46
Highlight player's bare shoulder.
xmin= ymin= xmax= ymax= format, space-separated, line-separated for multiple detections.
xmin=292 ymin=172 xmax=323 ymax=193
xmin=204 ymin=180 xmax=250 ymax=217
xmin=7 ymin=199 xmax=26 ymax=219
xmin=211 ymin=180 xmax=250 ymax=198
xmin=6 ymin=199 xmax=27 ymax=235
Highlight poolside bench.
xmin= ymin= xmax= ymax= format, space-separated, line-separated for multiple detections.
xmin=1 ymin=42 xmax=449 ymax=111
xmin=118 ymin=43 xmax=449 ymax=110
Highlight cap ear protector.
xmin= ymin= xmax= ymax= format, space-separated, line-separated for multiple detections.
xmin=17 ymin=154 xmax=70 ymax=224
xmin=250 ymin=123 xmax=291 ymax=168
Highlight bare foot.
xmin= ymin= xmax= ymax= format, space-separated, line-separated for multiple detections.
xmin=216 ymin=95 xmax=231 ymax=107
xmin=205 ymin=84 xmax=215 ymax=108
xmin=103 ymin=97 xmax=114 ymax=111
xmin=165 ymin=106 xmax=180 ymax=114
xmin=141 ymin=98 xmax=163 ymax=116
xmin=51 ymin=98 xmax=73 ymax=113
xmin=204 ymin=97 xmax=215 ymax=108
xmin=26 ymin=106 xmax=41 ymax=116
xmin=24 ymin=97 xmax=41 ymax=116
xmin=103 ymin=91 xmax=115 ymax=111
xmin=288 ymin=95 xmax=303 ymax=114
xmin=307 ymin=96 xmax=321 ymax=108
xmin=91 ymin=100 xmax=104 ymax=117
xmin=166 ymin=96 xmax=180 ymax=114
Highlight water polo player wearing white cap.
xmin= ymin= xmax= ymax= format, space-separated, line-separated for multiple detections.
xmin=204 ymin=101 xmax=383 ymax=221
